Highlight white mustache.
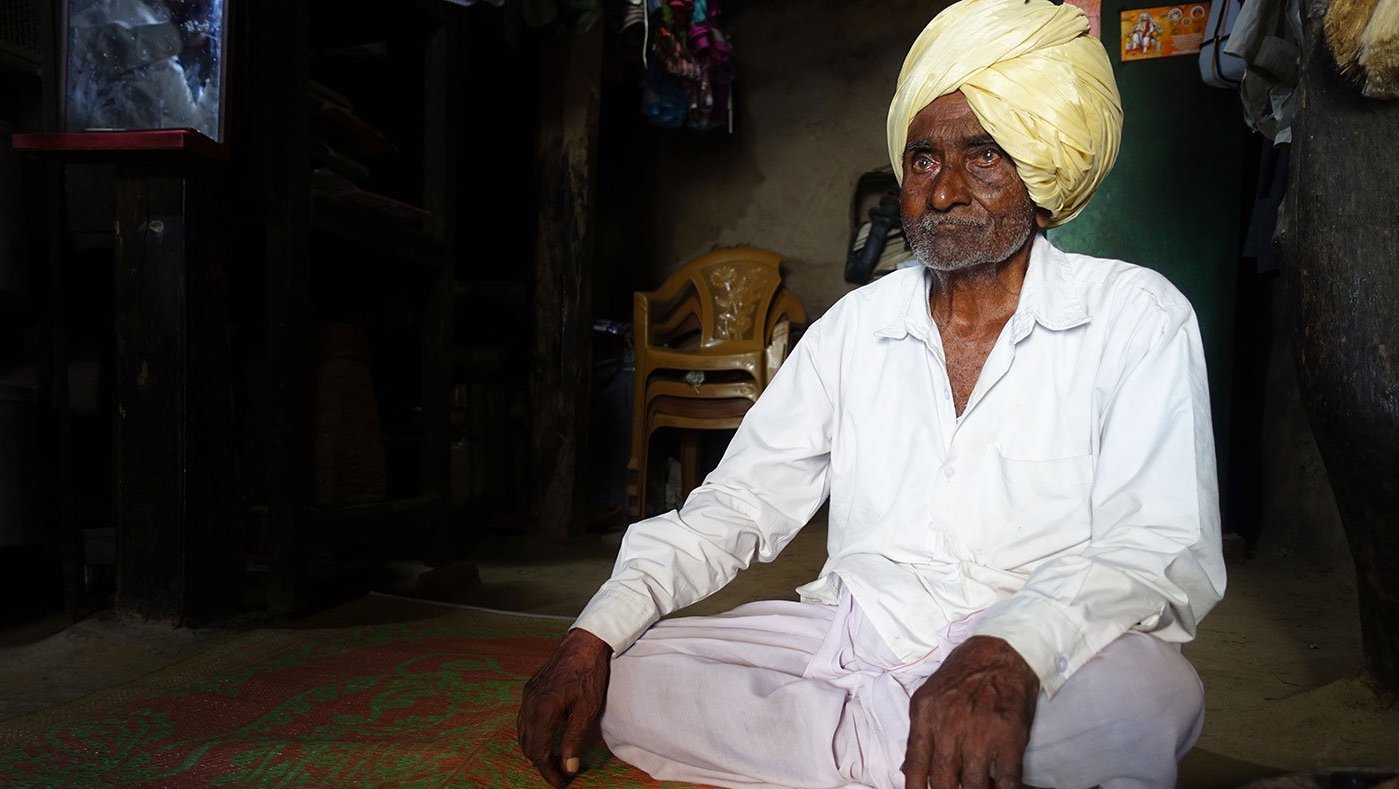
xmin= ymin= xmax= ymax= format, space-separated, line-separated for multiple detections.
xmin=920 ymin=217 xmax=986 ymax=229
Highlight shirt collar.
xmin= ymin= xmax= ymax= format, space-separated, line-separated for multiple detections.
xmin=873 ymin=234 xmax=1091 ymax=344
xmin=873 ymin=267 xmax=934 ymax=342
xmin=1013 ymin=234 xmax=1092 ymax=338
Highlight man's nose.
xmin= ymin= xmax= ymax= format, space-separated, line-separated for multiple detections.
xmin=929 ymin=163 xmax=972 ymax=212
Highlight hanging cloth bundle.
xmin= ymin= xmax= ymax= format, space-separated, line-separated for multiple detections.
xmin=1222 ymin=0 xmax=1304 ymax=143
xmin=638 ymin=0 xmax=735 ymax=131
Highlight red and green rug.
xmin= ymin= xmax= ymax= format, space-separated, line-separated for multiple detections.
xmin=0 ymin=598 xmax=697 ymax=787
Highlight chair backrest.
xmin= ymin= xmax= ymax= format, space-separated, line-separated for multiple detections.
xmin=645 ymin=247 xmax=787 ymax=353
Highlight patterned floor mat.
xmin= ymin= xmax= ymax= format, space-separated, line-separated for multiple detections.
xmin=0 ymin=600 xmax=696 ymax=788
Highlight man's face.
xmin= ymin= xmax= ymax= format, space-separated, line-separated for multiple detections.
xmin=899 ymin=91 xmax=1046 ymax=273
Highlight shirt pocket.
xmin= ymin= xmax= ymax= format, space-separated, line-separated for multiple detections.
xmin=972 ymin=451 xmax=1094 ymax=570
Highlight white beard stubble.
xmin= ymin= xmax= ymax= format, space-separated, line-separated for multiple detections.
xmin=905 ymin=192 xmax=1037 ymax=273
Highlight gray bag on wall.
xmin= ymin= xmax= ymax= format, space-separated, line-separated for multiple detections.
xmin=1201 ymin=0 xmax=1249 ymax=87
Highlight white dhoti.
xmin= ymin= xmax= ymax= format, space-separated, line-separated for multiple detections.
xmin=601 ymin=592 xmax=1204 ymax=789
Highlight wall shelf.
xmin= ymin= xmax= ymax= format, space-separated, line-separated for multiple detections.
xmin=311 ymin=191 xmax=445 ymax=272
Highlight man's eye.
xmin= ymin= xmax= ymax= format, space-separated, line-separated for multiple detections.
xmin=978 ymin=148 xmax=1001 ymax=164
xmin=914 ymin=154 xmax=934 ymax=170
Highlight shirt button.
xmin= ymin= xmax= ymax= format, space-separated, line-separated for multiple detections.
xmin=942 ymin=466 xmax=955 ymax=480
xmin=1056 ymin=656 xmax=1069 ymax=674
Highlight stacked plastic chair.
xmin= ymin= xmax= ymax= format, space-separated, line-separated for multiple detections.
xmin=626 ymin=247 xmax=806 ymax=518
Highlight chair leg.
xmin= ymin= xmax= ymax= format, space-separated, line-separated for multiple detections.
xmin=627 ymin=428 xmax=644 ymax=519
xmin=627 ymin=379 xmax=647 ymax=520
xmin=636 ymin=449 xmax=648 ymax=522
xmin=627 ymin=469 xmax=641 ymax=520
xmin=631 ymin=290 xmax=652 ymax=520
xmin=679 ymin=430 xmax=702 ymax=502
xmin=628 ymin=444 xmax=646 ymax=521
xmin=637 ymin=425 xmax=658 ymax=520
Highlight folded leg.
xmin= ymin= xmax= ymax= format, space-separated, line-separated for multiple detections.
xmin=601 ymin=598 xmax=895 ymax=789
xmin=1022 ymin=632 xmax=1205 ymax=789
xmin=603 ymin=599 xmax=1203 ymax=789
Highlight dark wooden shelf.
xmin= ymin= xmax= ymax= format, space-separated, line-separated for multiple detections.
xmin=311 ymin=190 xmax=445 ymax=271
xmin=261 ymin=2 xmax=461 ymax=612
xmin=313 ymin=105 xmax=399 ymax=158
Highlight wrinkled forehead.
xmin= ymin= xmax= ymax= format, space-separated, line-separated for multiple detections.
xmin=902 ymin=93 xmax=998 ymax=151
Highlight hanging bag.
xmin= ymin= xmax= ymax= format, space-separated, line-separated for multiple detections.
xmin=1201 ymin=0 xmax=1249 ymax=87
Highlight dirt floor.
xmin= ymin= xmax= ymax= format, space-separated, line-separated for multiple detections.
xmin=1 ymin=517 xmax=1396 ymax=786
xmin=1183 ymin=558 xmax=1399 ymax=773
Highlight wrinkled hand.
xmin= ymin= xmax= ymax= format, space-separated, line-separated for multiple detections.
xmin=517 ymin=628 xmax=612 ymax=787
xmin=903 ymin=635 xmax=1040 ymax=789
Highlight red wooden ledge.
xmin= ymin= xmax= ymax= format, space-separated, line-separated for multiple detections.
xmin=12 ymin=129 xmax=228 ymax=160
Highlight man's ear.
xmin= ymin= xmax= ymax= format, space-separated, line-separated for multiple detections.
xmin=1034 ymin=207 xmax=1052 ymax=229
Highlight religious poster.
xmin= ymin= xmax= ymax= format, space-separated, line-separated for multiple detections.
xmin=1066 ymin=0 xmax=1103 ymax=38
xmin=1120 ymin=3 xmax=1211 ymax=60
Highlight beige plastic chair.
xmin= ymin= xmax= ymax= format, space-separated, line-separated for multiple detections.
xmin=627 ymin=247 xmax=806 ymax=518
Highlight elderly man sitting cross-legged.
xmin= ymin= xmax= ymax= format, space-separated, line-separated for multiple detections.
xmin=517 ymin=0 xmax=1226 ymax=786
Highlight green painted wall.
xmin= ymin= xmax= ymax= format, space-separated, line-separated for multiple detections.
xmin=1049 ymin=0 xmax=1246 ymax=471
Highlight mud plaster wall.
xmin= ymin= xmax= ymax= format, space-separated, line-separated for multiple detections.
xmin=647 ymin=0 xmax=950 ymax=317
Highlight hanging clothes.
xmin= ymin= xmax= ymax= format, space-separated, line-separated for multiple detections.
xmin=637 ymin=0 xmax=735 ymax=131
xmin=1223 ymin=0 xmax=1303 ymax=144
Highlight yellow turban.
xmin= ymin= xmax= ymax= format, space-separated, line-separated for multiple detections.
xmin=887 ymin=0 xmax=1123 ymax=227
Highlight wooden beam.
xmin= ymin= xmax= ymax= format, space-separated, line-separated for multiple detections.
xmin=241 ymin=0 xmax=314 ymax=612
xmin=112 ymin=163 xmax=238 ymax=624
xmin=39 ymin=0 xmax=80 ymax=622
xmin=1278 ymin=0 xmax=1399 ymax=698
xmin=46 ymin=160 xmax=77 ymax=621
xmin=529 ymin=24 xmax=603 ymax=540
xmin=422 ymin=14 xmax=461 ymax=563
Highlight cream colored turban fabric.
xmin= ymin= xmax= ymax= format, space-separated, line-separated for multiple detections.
xmin=887 ymin=0 xmax=1123 ymax=227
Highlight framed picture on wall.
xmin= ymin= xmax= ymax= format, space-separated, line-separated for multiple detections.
xmin=1120 ymin=3 xmax=1212 ymax=61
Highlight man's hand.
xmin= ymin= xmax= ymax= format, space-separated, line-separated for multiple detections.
xmin=903 ymin=635 xmax=1040 ymax=789
xmin=517 ymin=628 xmax=613 ymax=787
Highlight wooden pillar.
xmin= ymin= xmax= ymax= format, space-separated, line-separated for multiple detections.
xmin=248 ymin=0 xmax=313 ymax=612
xmin=113 ymin=163 xmax=238 ymax=624
xmin=529 ymin=25 xmax=603 ymax=540
xmin=1278 ymin=0 xmax=1399 ymax=697
xmin=34 ymin=0 xmax=80 ymax=623
xmin=45 ymin=161 xmax=78 ymax=620
xmin=423 ymin=13 xmax=462 ymax=563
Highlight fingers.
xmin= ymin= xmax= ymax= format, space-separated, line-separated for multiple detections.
xmin=905 ymin=714 xmax=1022 ymax=789
xmin=517 ymin=689 xmax=567 ymax=787
xmin=905 ymin=718 xmax=961 ymax=789
xmin=518 ymin=723 xmax=566 ymax=786
xmin=991 ymin=749 xmax=1025 ymax=789
xmin=959 ymin=748 xmax=991 ymax=789
xmin=904 ymin=639 xmax=1038 ymax=789
xmin=559 ymin=696 xmax=600 ymax=778
xmin=902 ymin=756 xmax=929 ymax=789
xmin=907 ymin=736 xmax=1023 ymax=789
xmin=519 ymin=732 xmax=566 ymax=786
xmin=928 ymin=732 xmax=960 ymax=789
xmin=903 ymin=702 xmax=933 ymax=789
xmin=516 ymin=637 xmax=612 ymax=788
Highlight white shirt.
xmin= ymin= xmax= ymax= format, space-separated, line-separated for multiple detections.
xmin=575 ymin=235 xmax=1226 ymax=694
